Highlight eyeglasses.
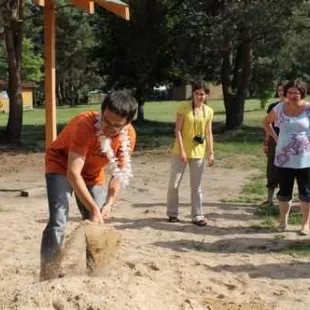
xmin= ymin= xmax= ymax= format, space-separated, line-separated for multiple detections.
xmin=102 ymin=115 xmax=126 ymax=130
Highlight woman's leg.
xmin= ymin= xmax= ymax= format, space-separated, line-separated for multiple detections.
xmin=266 ymin=140 xmax=278 ymax=204
xmin=277 ymin=168 xmax=295 ymax=228
xmin=188 ymin=158 xmax=205 ymax=221
xmin=296 ymin=168 xmax=310 ymax=233
xmin=300 ymin=201 xmax=310 ymax=233
xmin=278 ymin=201 xmax=291 ymax=228
xmin=167 ymin=155 xmax=187 ymax=218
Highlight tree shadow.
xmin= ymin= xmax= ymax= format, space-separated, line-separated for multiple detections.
xmin=130 ymin=202 xmax=257 ymax=220
xmin=204 ymin=261 xmax=310 ymax=280
xmin=153 ymin=237 xmax=310 ymax=256
xmin=215 ymin=125 xmax=264 ymax=144
xmin=214 ymin=107 xmax=262 ymax=116
xmin=0 ymin=123 xmax=66 ymax=151
xmin=113 ymin=217 xmax=274 ymax=236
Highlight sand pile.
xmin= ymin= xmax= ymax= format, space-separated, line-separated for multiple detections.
xmin=59 ymin=220 xmax=122 ymax=276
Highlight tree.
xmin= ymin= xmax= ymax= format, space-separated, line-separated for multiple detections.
xmin=55 ymin=5 xmax=103 ymax=106
xmin=172 ymin=0 xmax=306 ymax=130
xmin=251 ymin=57 xmax=278 ymax=109
xmin=276 ymin=1 xmax=310 ymax=81
xmin=93 ymin=0 xmax=181 ymax=121
xmin=21 ymin=38 xmax=43 ymax=82
xmin=1 ymin=0 xmax=25 ymax=143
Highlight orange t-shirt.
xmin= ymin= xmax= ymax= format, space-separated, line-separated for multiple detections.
xmin=45 ymin=111 xmax=136 ymax=185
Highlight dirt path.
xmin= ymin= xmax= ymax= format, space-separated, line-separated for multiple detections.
xmin=0 ymin=150 xmax=309 ymax=310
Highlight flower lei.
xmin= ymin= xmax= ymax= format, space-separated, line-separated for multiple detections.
xmin=95 ymin=113 xmax=133 ymax=188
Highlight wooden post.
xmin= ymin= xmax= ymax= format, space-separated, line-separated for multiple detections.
xmin=34 ymin=0 xmax=45 ymax=5
xmin=95 ymin=0 xmax=130 ymax=20
xmin=71 ymin=0 xmax=95 ymax=13
xmin=44 ymin=0 xmax=57 ymax=149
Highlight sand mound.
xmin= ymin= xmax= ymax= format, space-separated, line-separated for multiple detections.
xmin=60 ymin=220 xmax=122 ymax=276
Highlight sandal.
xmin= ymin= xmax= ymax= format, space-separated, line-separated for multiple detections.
xmin=192 ymin=219 xmax=207 ymax=227
xmin=277 ymin=223 xmax=287 ymax=232
xmin=299 ymin=229 xmax=309 ymax=236
xmin=168 ymin=216 xmax=180 ymax=223
xmin=260 ymin=200 xmax=273 ymax=207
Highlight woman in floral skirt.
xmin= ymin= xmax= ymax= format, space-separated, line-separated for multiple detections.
xmin=263 ymin=80 xmax=310 ymax=235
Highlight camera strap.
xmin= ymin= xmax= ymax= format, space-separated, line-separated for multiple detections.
xmin=192 ymin=103 xmax=206 ymax=135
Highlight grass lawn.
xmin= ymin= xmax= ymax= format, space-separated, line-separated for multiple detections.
xmin=0 ymin=98 xmax=267 ymax=151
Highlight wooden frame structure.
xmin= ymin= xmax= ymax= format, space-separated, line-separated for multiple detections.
xmin=34 ymin=0 xmax=130 ymax=148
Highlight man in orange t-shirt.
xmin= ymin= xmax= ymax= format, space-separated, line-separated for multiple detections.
xmin=40 ymin=90 xmax=137 ymax=280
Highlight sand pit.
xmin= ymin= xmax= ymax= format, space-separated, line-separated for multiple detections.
xmin=1 ymin=151 xmax=310 ymax=309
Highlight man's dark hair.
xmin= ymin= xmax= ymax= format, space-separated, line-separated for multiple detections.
xmin=283 ymin=80 xmax=308 ymax=99
xmin=101 ymin=90 xmax=138 ymax=123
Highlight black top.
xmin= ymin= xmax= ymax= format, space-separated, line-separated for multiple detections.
xmin=267 ymin=101 xmax=280 ymax=136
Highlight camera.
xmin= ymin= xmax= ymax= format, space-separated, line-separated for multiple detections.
xmin=193 ymin=134 xmax=205 ymax=144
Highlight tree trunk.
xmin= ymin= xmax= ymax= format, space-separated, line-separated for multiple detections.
xmin=221 ymin=36 xmax=251 ymax=131
xmin=135 ymin=85 xmax=146 ymax=121
xmin=3 ymin=1 xmax=25 ymax=143
xmin=56 ymin=82 xmax=63 ymax=106
xmin=137 ymin=99 xmax=145 ymax=121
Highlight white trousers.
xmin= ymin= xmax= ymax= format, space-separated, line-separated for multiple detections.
xmin=167 ymin=154 xmax=205 ymax=220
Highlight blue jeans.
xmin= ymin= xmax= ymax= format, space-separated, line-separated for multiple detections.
xmin=40 ymin=174 xmax=106 ymax=264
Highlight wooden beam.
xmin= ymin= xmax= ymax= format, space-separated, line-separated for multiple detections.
xmin=34 ymin=0 xmax=45 ymax=6
xmin=95 ymin=0 xmax=130 ymax=20
xmin=44 ymin=0 xmax=57 ymax=148
xmin=71 ymin=0 xmax=95 ymax=14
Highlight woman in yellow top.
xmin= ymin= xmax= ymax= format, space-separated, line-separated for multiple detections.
xmin=167 ymin=82 xmax=214 ymax=226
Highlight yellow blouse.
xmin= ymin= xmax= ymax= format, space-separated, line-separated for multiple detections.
xmin=172 ymin=102 xmax=213 ymax=159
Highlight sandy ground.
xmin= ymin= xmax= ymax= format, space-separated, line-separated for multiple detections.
xmin=0 ymin=149 xmax=310 ymax=310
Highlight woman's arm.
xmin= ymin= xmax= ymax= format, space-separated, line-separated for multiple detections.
xmin=206 ymin=119 xmax=214 ymax=166
xmin=175 ymin=113 xmax=187 ymax=162
xmin=262 ymin=110 xmax=278 ymax=143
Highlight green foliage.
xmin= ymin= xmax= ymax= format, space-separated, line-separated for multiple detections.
xmin=21 ymin=38 xmax=43 ymax=82
xmin=93 ymin=0 xmax=181 ymax=100
xmin=0 ymin=38 xmax=43 ymax=82
xmin=277 ymin=2 xmax=310 ymax=80
xmin=56 ymin=6 xmax=103 ymax=106
xmin=251 ymin=57 xmax=278 ymax=109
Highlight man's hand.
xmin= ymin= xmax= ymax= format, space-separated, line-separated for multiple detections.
xmin=101 ymin=203 xmax=112 ymax=219
xmin=90 ymin=207 xmax=103 ymax=224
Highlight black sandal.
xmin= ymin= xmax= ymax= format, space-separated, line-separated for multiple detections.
xmin=168 ymin=217 xmax=180 ymax=223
